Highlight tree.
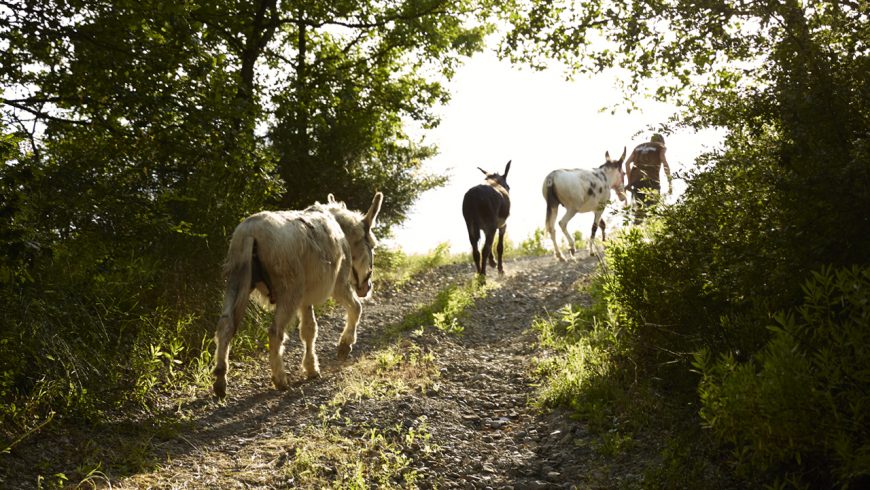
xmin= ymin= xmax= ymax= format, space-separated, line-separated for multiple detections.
xmin=500 ymin=0 xmax=870 ymax=305
xmin=262 ymin=0 xmax=491 ymax=222
xmin=500 ymin=2 xmax=870 ymax=485
xmin=0 ymin=0 xmax=502 ymax=431
xmin=2 ymin=1 xmax=497 ymax=234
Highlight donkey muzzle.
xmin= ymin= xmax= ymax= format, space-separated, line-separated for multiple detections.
xmin=353 ymin=268 xmax=373 ymax=298
xmin=356 ymin=280 xmax=372 ymax=298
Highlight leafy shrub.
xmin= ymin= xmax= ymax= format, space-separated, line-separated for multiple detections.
xmin=594 ymin=122 xmax=869 ymax=486
xmin=374 ymin=242 xmax=459 ymax=286
xmin=696 ymin=266 xmax=870 ymax=488
xmin=515 ymin=228 xmax=550 ymax=257
xmin=598 ymin=128 xmax=853 ymax=386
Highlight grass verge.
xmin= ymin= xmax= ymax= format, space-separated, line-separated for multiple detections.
xmin=530 ymin=275 xmax=735 ymax=488
xmin=383 ymin=275 xmax=498 ymax=339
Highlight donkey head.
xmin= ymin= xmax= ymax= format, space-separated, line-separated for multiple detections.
xmin=477 ymin=160 xmax=512 ymax=191
xmin=349 ymin=192 xmax=383 ymax=299
xmin=602 ymin=148 xmax=627 ymax=202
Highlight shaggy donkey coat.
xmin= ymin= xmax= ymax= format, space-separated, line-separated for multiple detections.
xmin=212 ymin=193 xmax=383 ymax=398
xmin=543 ymin=149 xmax=626 ymax=260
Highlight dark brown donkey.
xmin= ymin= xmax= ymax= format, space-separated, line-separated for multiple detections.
xmin=461 ymin=161 xmax=511 ymax=276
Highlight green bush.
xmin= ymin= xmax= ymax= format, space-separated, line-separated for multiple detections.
xmin=598 ymin=125 xmax=866 ymax=385
xmin=696 ymin=266 xmax=870 ymax=488
xmin=515 ymin=228 xmax=551 ymax=257
xmin=374 ymin=242 xmax=459 ymax=286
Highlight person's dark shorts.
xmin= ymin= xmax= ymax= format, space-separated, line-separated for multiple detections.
xmin=631 ymin=178 xmax=660 ymax=208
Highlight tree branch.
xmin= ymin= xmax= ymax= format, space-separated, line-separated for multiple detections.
xmin=2 ymin=99 xmax=90 ymax=126
xmin=278 ymin=2 xmax=452 ymax=31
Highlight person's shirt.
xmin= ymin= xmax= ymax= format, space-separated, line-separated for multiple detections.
xmin=628 ymin=142 xmax=666 ymax=184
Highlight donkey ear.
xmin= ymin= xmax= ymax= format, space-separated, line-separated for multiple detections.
xmin=605 ymin=151 xmax=612 ymax=162
xmin=503 ymin=160 xmax=512 ymax=177
xmin=477 ymin=167 xmax=488 ymax=175
xmin=618 ymin=146 xmax=627 ymax=163
xmin=364 ymin=192 xmax=383 ymax=228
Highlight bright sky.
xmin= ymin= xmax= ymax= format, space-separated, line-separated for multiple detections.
xmin=389 ymin=51 xmax=724 ymax=254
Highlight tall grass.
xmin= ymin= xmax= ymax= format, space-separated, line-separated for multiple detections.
xmin=529 ymin=272 xmax=732 ymax=487
xmin=377 ymin=228 xmax=557 ymax=288
xmin=384 ymin=275 xmax=496 ymax=339
xmin=532 ymin=300 xmax=641 ymax=431
xmin=375 ymin=242 xmax=462 ymax=286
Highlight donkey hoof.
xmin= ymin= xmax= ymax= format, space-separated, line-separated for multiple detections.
xmin=272 ymin=373 xmax=289 ymax=391
xmin=305 ymin=368 xmax=321 ymax=380
xmin=337 ymin=343 xmax=352 ymax=361
xmin=213 ymin=378 xmax=227 ymax=399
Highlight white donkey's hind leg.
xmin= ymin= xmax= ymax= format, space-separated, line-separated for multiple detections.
xmin=546 ymin=205 xmax=565 ymax=261
xmin=334 ymin=286 xmax=362 ymax=361
xmin=269 ymin=303 xmax=296 ymax=390
xmin=559 ymin=209 xmax=579 ymax=257
xmin=299 ymin=305 xmax=321 ymax=378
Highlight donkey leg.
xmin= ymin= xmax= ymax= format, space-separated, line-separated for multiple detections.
xmin=298 ymin=305 xmax=321 ymax=378
xmin=589 ymin=211 xmax=603 ymax=256
xmin=496 ymin=225 xmax=507 ymax=275
xmin=545 ymin=207 xmax=565 ymax=261
xmin=468 ymin=227 xmax=482 ymax=274
xmin=334 ymin=287 xmax=362 ymax=361
xmin=213 ymin=316 xmax=236 ymax=398
xmin=268 ymin=304 xmax=296 ymax=390
xmin=480 ymin=229 xmax=496 ymax=276
xmin=488 ymin=228 xmax=498 ymax=268
xmin=558 ymin=209 xmax=578 ymax=256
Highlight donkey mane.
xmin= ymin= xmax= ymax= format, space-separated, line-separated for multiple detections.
xmin=482 ymin=174 xmax=510 ymax=191
xmin=309 ymin=200 xmax=376 ymax=247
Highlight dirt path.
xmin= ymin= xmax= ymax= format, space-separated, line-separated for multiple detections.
xmin=396 ymin=255 xmax=606 ymax=489
xmin=7 ymin=254 xmax=634 ymax=489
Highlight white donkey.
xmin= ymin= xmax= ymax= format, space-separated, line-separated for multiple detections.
xmin=212 ymin=193 xmax=383 ymax=398
xmin=542 ymin=149 xmax=626 ymax=260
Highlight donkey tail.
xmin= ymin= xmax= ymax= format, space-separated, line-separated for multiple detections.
xmin=213 ymin=232 xmax=255 ymax=397
xmin=544 ymin=175 xmax=562 ymax=227
xmin=218 ymin=234 xmax=255 ymax=334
